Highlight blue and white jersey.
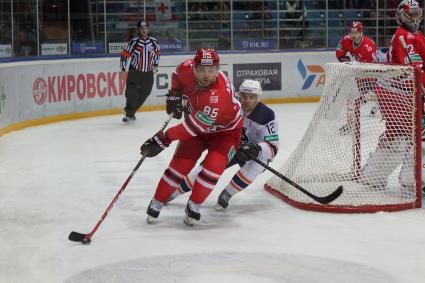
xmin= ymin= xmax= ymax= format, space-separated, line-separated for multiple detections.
xmin=242 ymin=102 xmax=279 ymax=161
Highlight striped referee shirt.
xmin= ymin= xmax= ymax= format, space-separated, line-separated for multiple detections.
xmin=120 ymin=35 xmax=160 ymax=72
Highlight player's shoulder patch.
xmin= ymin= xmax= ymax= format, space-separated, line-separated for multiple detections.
xmin=247 ymin=102 xmax=275 ymax=125
xmin=342 ymin=35 xmax=352 ymax=42
xmin=177 ymin=59 xmax=194 ymax=72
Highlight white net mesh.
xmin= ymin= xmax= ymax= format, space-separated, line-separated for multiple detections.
xmin=266 ymin=63 xmax=421 ymax=212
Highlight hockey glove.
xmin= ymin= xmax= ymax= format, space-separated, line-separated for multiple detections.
xmin=166 ymin=89 xmax=183 ymax=119
xmin=140 ymin=131 xmax=171 ymax=157
xmin=236 ymin=143 xmax=261 ymax=162
xmin=338 ymin=56 xmax=351 ymax=62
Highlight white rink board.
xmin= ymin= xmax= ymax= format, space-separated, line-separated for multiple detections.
xmin=0 ymin=51 xmax=335 ymax=130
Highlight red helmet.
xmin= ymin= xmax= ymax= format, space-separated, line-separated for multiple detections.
xmin=194 ymin=48 xmax=220 ymax=66
xmin=349 ymin=21 xmax=364 ymax=33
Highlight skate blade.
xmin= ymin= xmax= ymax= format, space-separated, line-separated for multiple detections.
xmin=146 ymin=215 xmax=156 ymax=224
xmin=214 ymin=203 xmax=225 ymax=211
xmin=183 ymin=215 xmax=194 ymax=226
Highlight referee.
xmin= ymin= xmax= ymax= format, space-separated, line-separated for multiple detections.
xmin=120 ymin=20 xmax=160 ymax=124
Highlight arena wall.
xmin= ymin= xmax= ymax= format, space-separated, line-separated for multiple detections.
xmin=0 ymin=51 xmax=335 ymax=137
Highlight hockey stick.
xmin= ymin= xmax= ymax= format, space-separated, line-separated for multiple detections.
xmin=249 ymin=155 xmax=343 ymax=205
xmin=399 ymin=35 xmax=413 ymax=64
xmin=68 ymin=113 xmax=174 ymax=244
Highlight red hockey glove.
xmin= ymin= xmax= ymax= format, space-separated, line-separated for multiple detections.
xmin=236 ymin=143 xmax=261 ymax=162
xmin=140 ymin=131 xmax=171 ymax=157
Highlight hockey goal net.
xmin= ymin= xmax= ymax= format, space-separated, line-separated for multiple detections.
xmin=265 ymin=62 xmax=422 ymax=212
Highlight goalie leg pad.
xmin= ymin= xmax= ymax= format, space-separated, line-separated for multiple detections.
xmin=361 ymin=136 xmax=408 ymax=187
xmin=399 ymin=144 xmax=415 ymax=189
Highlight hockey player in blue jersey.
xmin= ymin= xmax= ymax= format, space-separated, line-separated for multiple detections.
xmin=167 ymin=79 xmax=280 ymax=209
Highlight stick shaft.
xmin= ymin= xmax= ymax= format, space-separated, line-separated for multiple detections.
xmin=83 ymin=113 xmax=174 ymax=241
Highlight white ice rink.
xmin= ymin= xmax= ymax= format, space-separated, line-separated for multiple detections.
xmin=1 ymin=103 xmax=424 ymax=283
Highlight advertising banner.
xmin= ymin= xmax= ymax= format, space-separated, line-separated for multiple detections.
xmin=281 ymin=52 xmax=334 ymax=97
xmin=159 ymin=41 xmax=183 ymax=52
xmin=0 ymin=44 xmax=12 ymax=57
xmin=72 ymin=42 xmax=105 ymax=54
xmin=234 ymin=39 xmax=275 ymax=50
xmin=233 ymin=63 xmax=281 ymax=91
xmin=41 ymin=43 xmax=68 ymax=55
xmin=0 ymin=51 xmax=335 ymax=130
xmin=108 ymin=42 xmax=127 ymax=54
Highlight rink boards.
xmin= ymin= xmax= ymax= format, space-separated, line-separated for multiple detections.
xmin=0 ymin=50 xmax=335 ymax=136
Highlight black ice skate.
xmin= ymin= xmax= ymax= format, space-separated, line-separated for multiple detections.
xmin=122 ymin=116 xmax=136 ymax=124
xmin=215 ymin=189 xmax=233 ymax=211
xmin=146 ymin=199 xmax=164 ymax=224
xmin=184 ymin=200 xmax=200 ymax=226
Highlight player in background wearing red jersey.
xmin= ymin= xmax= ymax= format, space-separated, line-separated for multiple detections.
xmin=140 ymin=48 xmax=243 ymax=226
xmin=336 ymin=21 xmax=379 ymax=134
xmin=361 ymin=0 xmax=425 ymax=195
xmin=336 ymin=21 xmax=377 ymax=63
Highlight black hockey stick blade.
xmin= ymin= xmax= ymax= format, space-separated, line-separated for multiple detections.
xmin=68 ymin=231 xmax=92 ymax=245
xmin=314 ymin=185 xmax=343 ymax=205
xmin=249 ymin=154 xmax=343 ymax=205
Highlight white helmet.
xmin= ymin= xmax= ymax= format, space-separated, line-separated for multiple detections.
xmin=396 ymin=0 xmax=423 ymax=33
xmin=239 ymin=79 xmax=262 ymax=97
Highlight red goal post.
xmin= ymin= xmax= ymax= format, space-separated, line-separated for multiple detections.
xmin=265 ymin=62 xmax=422 ymax=212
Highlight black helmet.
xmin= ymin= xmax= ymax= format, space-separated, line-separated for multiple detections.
xmin=137 ymin=20 xmax=149 ymax=28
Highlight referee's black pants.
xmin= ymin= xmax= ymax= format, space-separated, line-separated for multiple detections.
xmin=124 ymin=70 xmax=154 ymax=118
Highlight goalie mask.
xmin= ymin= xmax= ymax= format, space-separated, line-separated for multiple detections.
xmin=396 ymin=0 xmax=423 ymax=33
xmin=239 ymin=79 xmax=262 ymax=113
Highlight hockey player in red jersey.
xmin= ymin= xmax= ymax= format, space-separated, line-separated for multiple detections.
xmin=140 ymin=48 xmax=243 ymax=226
xmin=336 ymin=21 xmax=377 ymax=63
xmin=337 ymin=21 xmax=379 ymax=134
xmin=361 ymin=0 xmax=425 ymax=192
xmin=389 ymin=0 xmax=425 ymax=73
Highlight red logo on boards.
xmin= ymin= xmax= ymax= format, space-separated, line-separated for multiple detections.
xmin=31 ymin=72 xmax=127 ymax=106
xmin=33 ymin=77 xmax=48 ymax=105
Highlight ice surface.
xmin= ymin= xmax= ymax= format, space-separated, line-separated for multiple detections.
xmin=0 ymin=104 xmax=424 ymax=283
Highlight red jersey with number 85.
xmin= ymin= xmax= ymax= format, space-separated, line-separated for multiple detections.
xmin=166 ymin=59 xmax=243 ymax=141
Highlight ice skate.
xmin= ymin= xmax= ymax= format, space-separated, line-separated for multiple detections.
xmin=146 ymin=199 xmax=164 ymax=224
xmin=183 ymin=200 xmax=200 ymax=226
xmin=215 ymin=189 xmax=232 ymax=211
xmin=122 ymin=116 xmax=136 ymax=124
